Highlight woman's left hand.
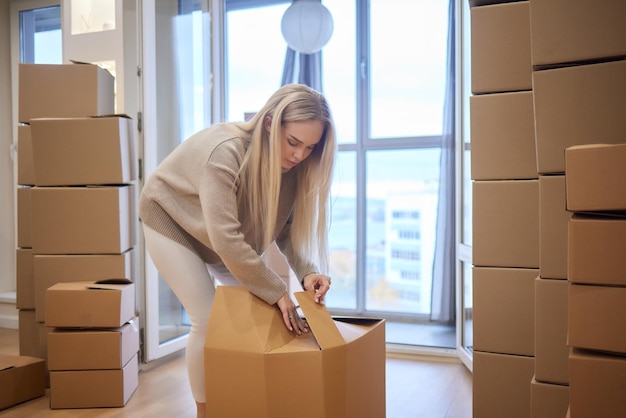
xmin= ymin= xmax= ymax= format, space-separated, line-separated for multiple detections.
xmin=303 ymin=273 xmax=332 ymax=305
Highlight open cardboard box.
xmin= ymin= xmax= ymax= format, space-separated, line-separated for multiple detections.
xmin=204 ymin=286 xmax=386 ymax=418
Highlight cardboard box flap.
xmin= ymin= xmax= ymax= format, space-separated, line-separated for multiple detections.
xmin=295 ymin=290 xmax=345 ymax=349
xmin=0 ymin=360 xmax=14 ymax=372
xmin=88 ymin=278 xmax=133 ymax=291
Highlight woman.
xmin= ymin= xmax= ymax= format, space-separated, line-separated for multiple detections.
xmin=139 ymin=84 xmax=336 ymax=417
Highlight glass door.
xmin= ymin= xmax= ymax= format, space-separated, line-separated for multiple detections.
xmin=139 ymin=0 xmax=211 ymax=362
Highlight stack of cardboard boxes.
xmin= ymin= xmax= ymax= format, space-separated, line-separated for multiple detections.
xmin=470 ymin=2 xmax=537 ymax=417
xmin=564 ymin=144 xmax=626 ymax=418
xmin=471 ymin=0 xmax=626 ymax=416
xmin=16 ymin=62 xmax=139 ymax=409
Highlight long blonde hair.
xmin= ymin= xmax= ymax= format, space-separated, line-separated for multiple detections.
xmin=227 ymin=84 xmax=336 ymax=273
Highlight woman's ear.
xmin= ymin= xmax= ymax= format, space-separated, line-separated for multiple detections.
xmin=264 ymin=116 xmax=272 ymax=133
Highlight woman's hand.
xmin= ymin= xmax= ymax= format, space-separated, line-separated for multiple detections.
xmin=276 ymin=292 xmax=309 ymax=335
xmin=303 ymin=273 xmax=332 ymax=305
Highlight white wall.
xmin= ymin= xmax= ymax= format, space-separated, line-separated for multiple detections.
xmin=0 ymin=0 xmax=16 ymax=296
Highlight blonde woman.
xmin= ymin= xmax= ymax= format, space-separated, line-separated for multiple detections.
xmin=139 ymin=84 xmax=336 ymax=417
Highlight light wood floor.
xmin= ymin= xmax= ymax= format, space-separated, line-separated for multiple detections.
xmin=0 ymin=328 xmax=472 ymax=418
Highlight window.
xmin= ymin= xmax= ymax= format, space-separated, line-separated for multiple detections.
xmin=223 ymin=0 xmax=453 ymax=348
xmin=17 ymin=3 xmax=62 ymax=64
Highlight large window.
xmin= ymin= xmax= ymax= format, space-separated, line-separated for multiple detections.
xmin=224 ymin=0 xmax=452 ymax=348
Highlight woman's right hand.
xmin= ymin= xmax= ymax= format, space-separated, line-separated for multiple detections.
xmin=276 ymin=292 xmax=309 ymax=335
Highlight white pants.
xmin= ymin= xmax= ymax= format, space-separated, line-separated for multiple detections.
xmin=142 ymin=225 xmax=240 ymax=403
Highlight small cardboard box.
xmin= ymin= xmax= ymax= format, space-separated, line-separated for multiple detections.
xmin=473 ymin=267 xmax=536 ymax=356
xmin=470 ymin=1 xmax=532 ymax=94
xmin=18 ymin=62 xmax=114 ymax=123
xmin=569 ymin=348 xmax=626 ymax=418
xmin=50 ymin=353 xmax=138 ymax=409
xmin=30 ymin=116 xmax=137 ymax=186
xmin=568 ymin=214 xmax=626 ymax=286
xmin=31 ymin=185 xmax=136 ymax=255
xmin=45 ymin=280 xmax=135 ymax=329
xmin=530 ymin=0 xmax=626 ymax=67
xmin=204 ymin=287 xmax=386 ymax=418
xmin=17 ymin=125 xmax=35 ymax=186
xmin=472 ymin=179 xmax=539 ymax=268
xmin=34 ymin=249 xmax=135 ymax=322
xmin=48 ymin=320 xmax=139 ymax=371
xmin=565 ymin=143 xmax=626 ymax=212
xmin=533 ymin=61 xmax=626 ymax=174
xmin=0 ymin=355 xmax=46 ymax=411
xmin=568 ymin=283 xmax=626 ymax=354
xmin=470 ymin=91 xmax=537 ymax=181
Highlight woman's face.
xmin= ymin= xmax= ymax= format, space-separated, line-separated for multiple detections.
xmin=267 ymin=117 xmax=324 ymax=172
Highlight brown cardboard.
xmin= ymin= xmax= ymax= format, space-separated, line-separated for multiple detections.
xmin=18 ymin=62 xmax=114 ymax=123
xmin=0 ymin=355 xmax=46 ymax=411
xmin=472 ymin=180 xmax=539 ymax=268
xmin=204 ymin=287 xmax=386 ymax=418
xmin=17 ymin=125 xmax=35 ymax=186
xmin=18 ymin=310 xmax=39 ymax=358
xmin=569 ymin=348 xmax=626 ymax=418
xmin=45 ymin=280 xmax=135 ymax=329
xmin=530 ymin=378 xmax=570 ymax=418
xmin=471 ymin=2 xmax=532 ymax=94
xmin=533 ymin=61 xmax=626 ymax=174
xmin=568 ymin=214 xmax=626 ymax=286
xmin=34 ymin=249 xmax=135 ymax=322
xmin=539 ymin=175 xmax=569 ymax=279
xmin=534 ymin=278 xmax=569 ymax=385
xmin=473 ymin=267 xmax=536 ymax=356
xmin=564 ymin=143 xmax=626 ymax=212
xmin=470 ymin=0 xmax=525 ymax=6
xmin=473 ymin=351 xmax=535 ymax=418
xmin=48 ymin=320 xmax=139 ymax=371
xmin=49 ymin=353 xmax=138 ymax=409
xmin=17 ymin=187 xmax=32 ymax=249
xmin=470 ymin=91 xmax=537 ymax=180
xmin=529 ymin=0 xmax=626 ymax=67
xmin=16 ymin=249 xmax=34 ymax=309
xmin=30 ymin=116 xmax=137 ymax=186
xmin=31 ymin=185 xmax=136 ymax=255
xmin=568 ymin=283 xmax=626 ymax=354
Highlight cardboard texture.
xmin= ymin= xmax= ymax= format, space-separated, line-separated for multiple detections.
xmin=529 ymin=0 xmax=626 ymax=67
xmin=473 ymin=180 xmax=539 ymax=268
xmin=568 ymin=214 xmax=626 ymax=286
xmin=565 ymin=143 xmax=626 ymax=212
xmin=470 ymin=91 xmax=537 ymax=180
xmin=473 ymin=267 xmax=536 ymax=356
xmin=470 ymin=1 xmax=532 ymax=94
xmin=17 ymin=187 xmax=32 ymax=249
xmin=568 ymin=284 xmax=626 ymax=354
xmin=31 ymin=185 xmax=136 ymax=255
xmin=18 ymin=62 xmax=114 ymax=123
xmin=569 ymin=348 xmax=626 ymax=418
xmin=45 ymin=280 xmax=135 ymax=328
xmin=48 ymin=320 xmax=139 ymax=370
xmin=30 ymin=116 xmax=137 ymax=186
xmin=34 ymin=250 xmax=135 ymax=322
xmin=50 ymin=353 xmax=138 ymax=409
xmin=17 ymin=125 xmax=34 ymax=186
xmin=530 ymin=378 xmax=570 ymax=418
xmin=0 ymin=355 xmax=46 ymax=411
xmin=16 ymin=249 xmax=35 ymax=309
xmin=534 ymin=278 xmax=569 ymax=385
xmin=204 ymin=287 xmax=386 ymax=418
xmin=539 ymin=175 xmax=569 ymax=279
xmin=533 ymin=61 xmax=626 ymax=174
xmin=473 ymin=351 xmax=535 ymax=418
xmin=18 ymin=310 xmax=40 ymax=358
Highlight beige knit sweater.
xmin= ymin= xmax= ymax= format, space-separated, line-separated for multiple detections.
xmin=138 ymin=124 xmax=318 ymax=305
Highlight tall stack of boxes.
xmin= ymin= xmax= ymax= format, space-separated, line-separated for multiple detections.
xmin=564 ymin=144 xmax=626 ymax=418
xmin=470 ymin=2 xmax=538 ymax=417
xmin=530 ymin=0 xmax=626 ymax=417
xmin=16 ymin=62 xmax=139 ymax=409
xmin=471 ymin=0 xmax=626 ymax=416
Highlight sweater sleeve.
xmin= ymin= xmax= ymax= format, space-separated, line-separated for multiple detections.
xmin=198 ymin=143 xmax=288 ymax=305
